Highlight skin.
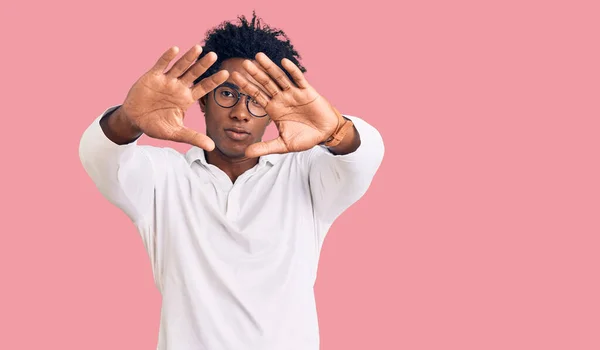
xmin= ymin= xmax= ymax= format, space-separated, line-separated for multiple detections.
xmin=229 ymin=52 xmax=361 ymax=159
xmin=198 ymin=58 xmax=273 ymax=182
xmin=101 ymin=45 xmax=361 ymax=183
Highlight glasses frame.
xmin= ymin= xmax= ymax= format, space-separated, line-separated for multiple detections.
xmin=212 ymin=82 xmax=268 ymax=118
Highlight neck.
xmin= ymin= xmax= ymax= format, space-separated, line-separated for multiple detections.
xmin=205 ymin=149 xmax=259 ymax=183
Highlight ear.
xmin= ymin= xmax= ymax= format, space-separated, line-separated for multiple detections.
xmin=199 ymin=96 xmax=206 ymax=113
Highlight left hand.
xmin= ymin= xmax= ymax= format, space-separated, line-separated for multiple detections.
xmin=230 ymin=52 xmax=340 ymax=158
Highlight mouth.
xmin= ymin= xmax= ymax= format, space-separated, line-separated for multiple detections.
xmin=224 ymin=128 xmax=251 ymax=141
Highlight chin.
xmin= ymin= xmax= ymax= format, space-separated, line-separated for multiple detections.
xmin=217 ymin=144 xmax=249 ymax=159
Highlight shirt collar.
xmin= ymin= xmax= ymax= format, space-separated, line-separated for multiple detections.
xmin=185 ymin=146 xmax=281 ymax=167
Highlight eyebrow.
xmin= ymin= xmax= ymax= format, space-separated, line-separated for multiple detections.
xmin=221 ymin=81 xmax=240 ymax=90
xmin=220 ymin=81 xmax=268 ymax=96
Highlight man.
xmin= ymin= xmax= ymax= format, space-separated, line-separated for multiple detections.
xmin=79 ymin=13 xmax=384 ymax=350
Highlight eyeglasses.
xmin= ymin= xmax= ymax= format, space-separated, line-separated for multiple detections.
xmin=213 ymin=82 xmax=268 ymax=118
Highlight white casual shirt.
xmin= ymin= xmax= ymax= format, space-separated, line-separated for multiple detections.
xmin=79 ymin=105 xmax=385 ymax=350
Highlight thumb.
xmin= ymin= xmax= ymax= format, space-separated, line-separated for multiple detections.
xmin=172 ymin=127 xmax=215 ymax=151
xmin=245 ymin=137 xmax=288 ymax=158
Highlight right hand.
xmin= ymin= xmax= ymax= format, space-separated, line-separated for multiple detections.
xmin=120 ymin=45 xmax=229 ymax=150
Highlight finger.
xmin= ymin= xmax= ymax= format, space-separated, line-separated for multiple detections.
xmin=151 ymin=46 xmax=179 ymax=73
xmin=245 ymin=137 xmax=288 ymax=158
xmin=165 ymin=44 xmax=202 ymax=79
xmin=191 ymin=70 xmax=230 ymax=100
xmin=255 ymin=52 xmax=294 ymax=91
xmin=172 ymin=126 xmax=215 ymax=151
xmin=180 ymin=51 xmax=218 ymax=86
xmin=230 ymin=72 xmax=271 ymax=108
xmin=241 ymin=59 xmax=281 ymax=97
xmin=281 ymin=58 xmax=309 ymax=89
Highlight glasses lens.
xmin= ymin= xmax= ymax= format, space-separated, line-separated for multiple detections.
xmin=215 ymin=86 xmax=238 ymax=108
xmin=247 ymin=98 xmax=267 ymax=117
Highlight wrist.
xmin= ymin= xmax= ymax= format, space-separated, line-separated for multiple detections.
xmin=101 ymin=105 xmax=143 ymax=144
xmin=321 ymin=107 xmax=354 ymax=147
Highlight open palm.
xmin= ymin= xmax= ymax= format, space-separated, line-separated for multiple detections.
xmin=121 ymin=45 xmax=229 ymax=150
xmin=230 ymin=52 xmax=341 ymax=157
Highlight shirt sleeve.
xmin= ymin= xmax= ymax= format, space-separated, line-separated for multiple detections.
xmin=305 ymin=114 xmax=385 ymax=239
xmin=78 ymin=105 xmax=159 ymax=224
xmin=79 ymin=106 xmax=182 ymax=288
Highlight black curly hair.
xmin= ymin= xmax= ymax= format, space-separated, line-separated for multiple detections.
xmin=193 ymin=11 xmax=306 ymax=86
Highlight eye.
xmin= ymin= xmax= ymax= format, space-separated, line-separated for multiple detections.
xmin=220 ymin=90 xmax=234 ymax=98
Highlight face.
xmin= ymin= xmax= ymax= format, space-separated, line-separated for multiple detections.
xmin=200 ymin=58 xmax=271 ymax=160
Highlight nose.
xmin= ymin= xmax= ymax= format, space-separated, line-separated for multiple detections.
xmin=229 ymin=95 xmax=251 ymax=122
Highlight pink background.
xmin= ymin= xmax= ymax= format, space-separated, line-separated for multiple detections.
xmin=1 ymin=0 xmax=599 ymax=349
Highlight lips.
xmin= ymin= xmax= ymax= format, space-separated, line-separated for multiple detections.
xmin=225 ymin=127 xmax=250 ymax=134
xmin=224 ymin=127 xmax=251 ymax=141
